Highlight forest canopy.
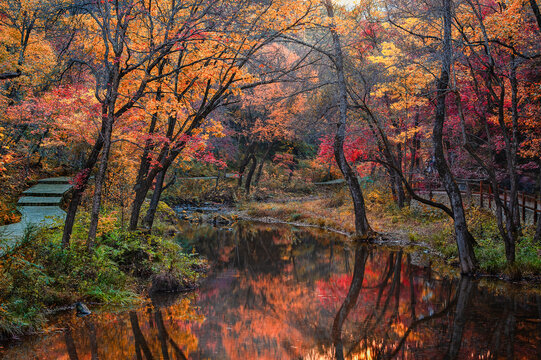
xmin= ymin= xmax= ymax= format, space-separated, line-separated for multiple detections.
xmin=0 ymin=0 xmax=540 ymax=275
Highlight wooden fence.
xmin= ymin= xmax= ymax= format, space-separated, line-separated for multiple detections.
xmin=412 ymin=179 xmax=541 ymax=225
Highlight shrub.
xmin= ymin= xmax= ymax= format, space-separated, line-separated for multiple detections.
xmin=0 ymin=207 xmax=206 ymax=339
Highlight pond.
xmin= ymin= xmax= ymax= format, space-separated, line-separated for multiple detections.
xmin=1 ymin=222 xmax=540 ymax=359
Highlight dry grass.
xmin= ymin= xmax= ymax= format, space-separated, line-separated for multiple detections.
xmin=243 ymin=184 xmax=451 ymax=243
xmin=243 ymin=198 xmax=357 ymax=234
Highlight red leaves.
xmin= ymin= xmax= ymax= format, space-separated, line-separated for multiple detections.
xmin=316 ymin=133 xmax=371 ymax=166
xmin=70 ymin=169 xmax=91 ymax=190
xmin=273 ymin=153 xmax=296 ymax=173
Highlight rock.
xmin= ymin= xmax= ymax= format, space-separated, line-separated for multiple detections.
xmin=211 ymin=215 xmax=233 ymax=226
xmin=75 ymin=302 xmax=91 ymax=317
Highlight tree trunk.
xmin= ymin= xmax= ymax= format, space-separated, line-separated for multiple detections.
xmin=455 ymin=87 xmax=516 ymax=264
xmin=325 ymin=0 xmax=372 ymax=237
xmin=445 ymin=276 xmax=473 ymax=360
xmin=503 ymin=300 xmax=516 ymax=359
xmin=134 ymin=113 xmax=159 ymax=198
xmin=245 ymin=154 xmax=257 ymax=194
xmin=136 ymin=63 xmax=164 ymax=189
xmin=142 ymin=167 xmax=167 ymax=232
xmin=64 ymin=327 xmax=80 ymax=360
xmin=129 ymin=312 xmax=153 ymax=360
xmin=255 ymin=144 xmax=272 ymax=186
xmin=237 ymin=145 xmax=254 ymax=189
xmin=61 ymin=127 xmax=105 ymax=248
xmin=530 ymin=0 xmax=541 ymax=32
xmin=434 ymin=0 xmax=477 ymax=274
xmin=86 ymin=321 xmax=99 ymax=360
xmin=129 ymin=115 xmax=177 ymax=231
xmin=408 ymin=111 xmax=421 ymax=183
xmin=465 ymin=0 xmax=520 ymax=262
xmin=87 ymin=116 xmax=114 ymax=250
xmin=154 ymin=308 xmax=171 ymax=360
xmin=535 ymin=165 xmax=541 ymax=243
xmin=331 ymin=245 xmax=369 ymax=360
xmin=254 ymin=159 xmax=265 ymax=186
xmin=507 ymin=54 xmax=521 ymax=258
xmin=390 ymin=168 xmax=406 ymax=208
xmin=129 ymin=184 xmax=148 ymax=231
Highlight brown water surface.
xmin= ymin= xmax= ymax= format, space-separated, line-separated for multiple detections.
xmin=1 ymin=222 xmax=540 ymax=359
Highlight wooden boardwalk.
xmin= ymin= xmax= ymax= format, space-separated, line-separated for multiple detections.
xmin=0 ymin=177 xmax=72 ymax=255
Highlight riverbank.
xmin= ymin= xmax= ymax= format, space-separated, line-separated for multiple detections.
xmin=239 ymin=187 xmax=541 ymax=282
xmin=3 ymin=221 xmax=539 ymax=359
xmin=0 ymin=202 xmax=207 ymax=340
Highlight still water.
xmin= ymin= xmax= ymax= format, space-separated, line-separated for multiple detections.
xmin=1 ymin=222 xmax=540 ymax=359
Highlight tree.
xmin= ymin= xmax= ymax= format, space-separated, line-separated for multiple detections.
xmin=448 ymin=0 xmax=541 ymax=262
xmin=60 ymin=0 xmax=242 ymax=246
xmin=229 ymin=44 xmax=308 ymax=194
xmin=433 ymin=0 xmax=477 ymax=274
xmin=127 ymin=0 xmax=314 ymax=231
xmin=321 ymin=0 xmax=373 ymax=237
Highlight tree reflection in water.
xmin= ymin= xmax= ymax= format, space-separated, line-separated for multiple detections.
xmin=329 ymin=244 xmax=468 ymax=360
xmin=1 ymin=223 xmax=540 ymax=359
xmin=332 ymin=244 xmax=369 ymax=359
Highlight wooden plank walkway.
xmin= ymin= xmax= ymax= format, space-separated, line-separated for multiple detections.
xmin=0 ymin=177 xmax=72 ymax=255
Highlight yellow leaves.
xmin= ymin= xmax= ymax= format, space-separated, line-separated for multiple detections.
xmin=380 ymin=42 xmax=400 ymax=57
xmin=0 ymin=125 xmax=13 ymax=174
xmin=204 ymin=119 xmax=225 ymax=138
xmin=367 ymin=42 xmax=402 ymax=71
xmin=367 ymin=41 xmax=431 ymax=115
xmin=483 ymin=0 xmax=527 ymax=44
xmin=388 ymin=125 xmax=424 ymax=145
xmin=0 ymin=2 xmax=61 ymax=100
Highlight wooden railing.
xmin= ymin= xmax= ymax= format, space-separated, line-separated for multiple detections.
xmin=412 ymin=179 xmax=541 ymax=225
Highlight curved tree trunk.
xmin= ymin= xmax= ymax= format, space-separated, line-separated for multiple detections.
xmin=325 ymin=0 xmax=372 ymax=237
xmin=237 ymin=145 xmax=254 ymax=189
xmin=129 ymin=311 xmax=153 ymax=360
xmin=434 ymin=0 xmax=477 ymax=274
xmin=129 ymin=184 xmax=148 ymax=231
xmin=445 ymin=276 xmax=474 ymax=360
xmin=390 ymin=168 xmax=406 ymax=208
xmin=455 ymin=83 xmax=517 ymax=264
xmin=61 ymin=106 xmax=111 ymax=248
xmin=535 ymin=165 xmax=541 ymax=243
xmin=129 ymin=115 xmax=177 ymax=231
xmin=530 ymin=0 xmax=541 ymax=32
xmin=255 ymin=143 xmax=272 ymax=186
xmin=331 ymin=245 xmax=369 ymax=360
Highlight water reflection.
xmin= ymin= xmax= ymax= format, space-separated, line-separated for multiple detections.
xmin=1 ymin=222 xmax=540 ymax=359
xmin=332 ymin=244 xmax=369 ymax=359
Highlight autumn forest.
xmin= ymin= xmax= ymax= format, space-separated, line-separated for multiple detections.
xmin=1 ymin=0 xmax=541 ymax=359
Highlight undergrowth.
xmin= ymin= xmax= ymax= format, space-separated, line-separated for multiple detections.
xmin=0 ymin=203 xmax=205 ymax=339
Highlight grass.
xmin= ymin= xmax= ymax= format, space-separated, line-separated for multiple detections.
xmin=0 ymin=202 xmax=206 ymax=339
